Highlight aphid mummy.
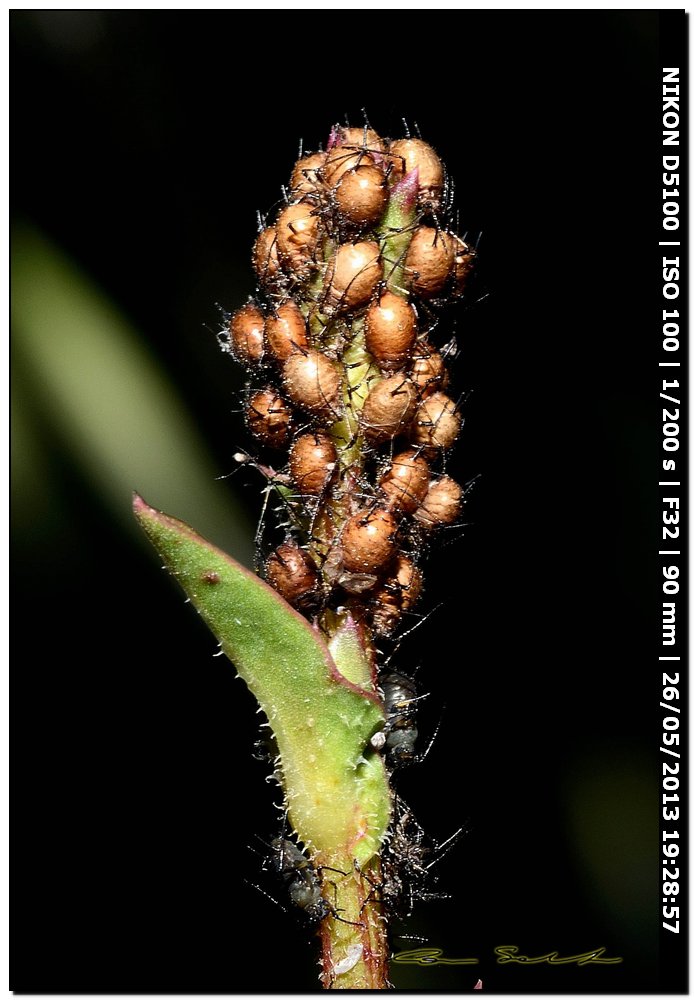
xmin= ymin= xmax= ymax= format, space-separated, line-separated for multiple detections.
xmin=220 ymin=120 xmax=478 ymax=971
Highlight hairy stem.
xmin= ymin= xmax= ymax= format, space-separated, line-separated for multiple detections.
xmin=319 ymin=857 xmax=388 ymax=990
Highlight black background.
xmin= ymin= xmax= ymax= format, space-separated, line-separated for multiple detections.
xmin=11 ymin=11 xmax=683 ymax=993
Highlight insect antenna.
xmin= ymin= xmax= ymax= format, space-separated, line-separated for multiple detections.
xmin=382 ymin=603 xmax=444 ymax=667
xmin=426 ymin=822 xmax=471 ymax=870
xmin=415 ymin=707 xmax=444 ymax=766
xmin=243 ymin=877 xmax=289 ymax=916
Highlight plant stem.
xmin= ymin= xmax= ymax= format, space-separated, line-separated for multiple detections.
xmin=318 ymin=857 xmax=389 ymax=990
xmin=330 ymin=317 xmax=378 ymax=471
xmin=379 ymin=169 xmax=419 ymax=297
xmin=311 ymin=175 xmax=421 ymax=988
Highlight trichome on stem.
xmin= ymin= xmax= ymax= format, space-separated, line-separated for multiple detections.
xmin=135 ymin=118 xmax=475 ymax=990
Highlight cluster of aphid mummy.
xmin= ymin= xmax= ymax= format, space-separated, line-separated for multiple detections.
xmin=226 ymin=120 xmax=474 ymax=933
xmin=223 ymin=121 xmax=474 ymax=644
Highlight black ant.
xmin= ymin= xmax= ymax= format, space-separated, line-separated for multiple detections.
xmin=253 ymin=836 xmax=364 ymax=929
xmin=371 ymin=670 xmax=436 ymax=768
xmin=269 ymin=837 xmax=332 ymax=924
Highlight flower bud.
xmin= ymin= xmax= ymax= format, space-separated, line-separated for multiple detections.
xmin=414 ymin=475 xmax=463 ymax=528
xmin=265 ymin=542 xmax=318 ymax=609
xmin=265 ymin=300 xmax=309 ymax=361
xmin=334 ymin=164 xmax=388 ymax=227
xmin=289 ymin=431 xmax=337 ymax=495
xmin=379 ymin=449 xmax=430 ymax=514
xmin=252 ymin=226 xmax=281 ymax=284
xmin=325 ymin=241 xmax=383 ymax=310
xmin=365 ymin=291 xmax=417 ymax=372
xmin=246 ymin=388 xmax=292 ymax=448
xmin=341 ymin=507 xmax=398 ymax=575
xmin=276 ymin=202 xmax=319 ymax=276
xmin=409 ymin=342 xmax=449 ymax=398
xmin=389 ymin=138 xmax=444 ymax=210
xmin=362 ymin=376 xmax=417 ymax=444
xmin=283 ymin=349 xmax=342 ymax=420
xmin=404 ymin=227 xmax=455 ymax=298
xmin=290 ymin=151 xmax=327 ymax=197
xmin=229 ymin=303 xmax=264 ymax=365
xmin=410 ymin=391 xmax=460 ymax=452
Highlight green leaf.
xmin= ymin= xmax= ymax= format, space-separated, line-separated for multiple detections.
xmin=134 ymin=495 xmax=391 ymax=866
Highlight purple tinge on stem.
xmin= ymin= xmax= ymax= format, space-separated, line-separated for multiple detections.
xmin=390 ymin=167 xmax=420 ymax=214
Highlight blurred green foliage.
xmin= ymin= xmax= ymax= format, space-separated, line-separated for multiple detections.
xmin=12 ymin=225 xmax=254 ymax=566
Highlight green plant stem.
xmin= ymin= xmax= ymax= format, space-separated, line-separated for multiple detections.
xmin=318 ymin=857 xmax=388 ymax=990
xmin=330 ymin=317 xmax=378 ymax=471
xmin=310 ymin=179 xmax=419 ymax=987
xmin=379 ymin=176 xmax=419 ymax=297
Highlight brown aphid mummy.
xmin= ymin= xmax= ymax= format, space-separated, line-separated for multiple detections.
xmin=414 ymin=475 xmax=464 ymax=529
xmin=276 ymin=202 xmax=319 ymax=276
xmin=392 ymin=556 xmax=423 ymax=611
xmin=365 ymin=292 xmax=417 ymax=372
xmin=229 ymin=303 xmax=265 ymax=365
xmin=334 ymin=164 xmax=388 ymax=227
xmin=371 ymin=555 xmax=423 ymax=636
xmin=388 ymin=137 xmax=444 ymax=210
xmin=265 ymin=542 xmax=318 ymax=609
xmin=322 ymin=144 xmax=376 ymax=188
xmin=341 ymin=507 xmax=399 ymax=575
xmin=325 ymin=241 xmax=383 ymax=311
xmin=265 ymin=300 xmax=309 ymax=361
xmin=379 ymin=449 xmax=430 ymax=515
xmin=361 ymin=376 xmax=418 ymax=444
xmin=452 ymin=236 xmax=476 ymax=295
xmin=404 ymin=227 xmax=455 ymax=298
xmin=289 ymin=432 xmax=337 ymax=495
xmin=410 ymin=391 xmax=461 ymax=453
xmin=409 ymin=342 xmax=449 ymax=398
xmin=283 ymin=349 xmax=342 ymax=421
xmin=252 ymin=226 xmax=281 ymax=284
xmin=246 ymin=388 xmax=293 ymax=449
xmin=338 ymin=126 xmax=386 ymax=153
xmin=290 ymin=151 xmax=327 ymax=197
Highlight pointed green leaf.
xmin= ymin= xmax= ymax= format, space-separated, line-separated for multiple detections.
xmin=134 ymin=495 xmax=390 ymax=866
